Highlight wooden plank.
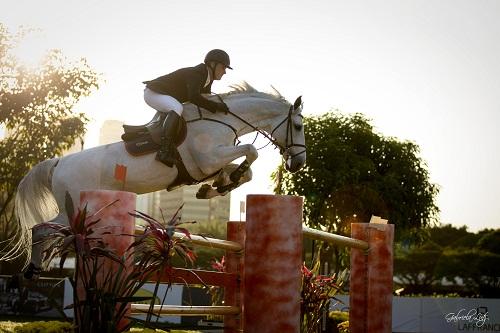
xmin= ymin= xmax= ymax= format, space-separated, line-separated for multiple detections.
xmin=145 ymin=267 xmax=239 ymax=288
xmin=131 ymin=304 xmax=240 ymax=316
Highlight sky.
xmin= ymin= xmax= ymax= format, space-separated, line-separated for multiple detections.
xmin=2 ymin=0 xmax=500 ymax=231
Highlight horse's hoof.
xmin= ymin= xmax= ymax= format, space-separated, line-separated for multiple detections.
xmin=229 ymin=171 xmax=241 ymax=183
xmin=217 ymin=182 xmax=237 ymax=194
xmin=23 ymin=263 xmax=41 ymax=280
xmin=196 ymin=184 xmax=211 ymax=199
xmin=230 ymin=160 xmax=250 ymax=182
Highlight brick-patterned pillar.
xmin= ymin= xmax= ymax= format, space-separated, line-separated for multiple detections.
xmin=79 ymin=190 xmax=136 ymax=331
xmin=350 ymin=223 xmax=394 ymax=333
xmin=243 ymin=195 xmax=303 ymax=333
xmin=224 ymin=221 xmax=246 ymax=333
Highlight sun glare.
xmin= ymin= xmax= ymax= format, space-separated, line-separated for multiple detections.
xmin=12 ymin=32 xmax=50 ymax=68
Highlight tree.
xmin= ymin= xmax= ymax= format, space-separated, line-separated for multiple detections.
xmin=477 ymin=229 xmax=500 ymax=254
xmin=273 ymin=112 xmax=439 ymax=270
xmin=394 ymin=224 xmax=500 ymax=297
xmin=275 ymin=111 xmax=439 ymax=231
xmin=425 ymin=224 xmax=471 ymax=247
xmin=0 ymin=23 xmax=99 ymax=265
xmin=394 ymin=241 xmax=443 ymax=294
xmin=435 ymin=248 xmax=500 ymax=297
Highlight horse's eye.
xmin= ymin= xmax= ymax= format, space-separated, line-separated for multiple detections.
xmin=294 ymin=123 xmax=303 ymax=131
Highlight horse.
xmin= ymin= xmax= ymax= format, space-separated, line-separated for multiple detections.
xmin=10 ymin=82 xmax=306 ymax=278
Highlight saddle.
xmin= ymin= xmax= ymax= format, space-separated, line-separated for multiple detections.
xmin=121 ymin=112 xmax=187 ymax=156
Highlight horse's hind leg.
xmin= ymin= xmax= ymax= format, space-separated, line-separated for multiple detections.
xmin=24 ymin=213 xmax=68 ymax=280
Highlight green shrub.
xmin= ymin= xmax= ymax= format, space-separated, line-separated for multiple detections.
xmin=7 ymin=320 xmax=73 ymax=333
xmin=329 ymin=311 xmax=349 ymax=333
xmin=337 ymin=320 xmax=349 ymax=333
xmin=0 ymin=320 xmax=200 ymax=333
xmin=329 ymin=310 xmax=348 ymax=323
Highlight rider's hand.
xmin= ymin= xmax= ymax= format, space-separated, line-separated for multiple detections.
xmin=217 ymin=102 xmax=229 ymax=115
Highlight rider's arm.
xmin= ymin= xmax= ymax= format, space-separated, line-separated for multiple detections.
xmin=185 ymin=72 xmax=221 ymax=113
xmin=189 ymin=87 xmax=218 ymax=111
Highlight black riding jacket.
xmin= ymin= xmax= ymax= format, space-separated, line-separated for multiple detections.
xmin=143 ymin=63 xmax=220 ymax=112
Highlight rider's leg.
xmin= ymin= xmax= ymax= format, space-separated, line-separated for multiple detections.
xmin=157 ymin=112 xmax=181 ymax=167
xmin=144 ymin=88 xmax=183 ymax=167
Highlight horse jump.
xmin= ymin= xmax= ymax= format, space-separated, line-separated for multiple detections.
xmin=82 ymin=191 xmax=393 ymax=333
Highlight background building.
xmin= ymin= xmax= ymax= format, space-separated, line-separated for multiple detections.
xmin=99 ymin=119 xmax=124 ymax=145
xmin=152 ymin=185 xmax=230 ymax=224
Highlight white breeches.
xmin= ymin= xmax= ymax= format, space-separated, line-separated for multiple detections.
xmin=144 ymin=88 xmax=183 ymax=115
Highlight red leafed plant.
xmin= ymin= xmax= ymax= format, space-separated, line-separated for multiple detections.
xmin=210 ymin=256 xmax=226 ymax=273
xmin=204 ymin=256 xmax=226 ymax=322
xmin=301 ymin=261 xmax=347 ymax=333
xmin=38 ymin=192 xmax=196 ymax=333
xmin=129 ymin=205 xmax=196 ymax=323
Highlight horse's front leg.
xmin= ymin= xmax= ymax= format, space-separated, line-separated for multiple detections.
xmin=194 ymin=144 xmax=257 ymax=199
xmin=197 ymin=164 xmax=253 ymax=199
xmin=196 ymin=144 xmax=258 ymax=177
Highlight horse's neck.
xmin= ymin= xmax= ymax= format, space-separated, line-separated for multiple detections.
xmin=227 ymin=97 xmax=285 ymax=136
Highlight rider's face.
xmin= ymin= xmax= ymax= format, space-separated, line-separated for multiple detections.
xmin=213 ymin=63 xmax=227 ymax=80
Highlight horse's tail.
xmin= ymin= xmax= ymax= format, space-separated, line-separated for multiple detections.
xmin=4 ymin=158 xmax=60 ymax=266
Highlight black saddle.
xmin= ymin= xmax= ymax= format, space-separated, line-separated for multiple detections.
xmin=122 ymin=113 xmax=187 ymax=156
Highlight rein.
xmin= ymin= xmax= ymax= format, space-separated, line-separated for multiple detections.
xmin=186 ymin=94 xmax=306 ymax=158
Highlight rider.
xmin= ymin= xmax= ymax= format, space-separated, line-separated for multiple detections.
xmin=143 ymin=49 xmax=232 ymax=167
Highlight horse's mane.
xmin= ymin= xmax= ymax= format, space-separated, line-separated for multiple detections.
xmin=219 ymin=81 xmax=290 ymax=105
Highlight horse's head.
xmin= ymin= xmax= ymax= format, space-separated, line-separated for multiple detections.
xmin=215 ymin=83 xmax=306 ymax=172
xmin=271 ymin=96 xmax=307 ymax=172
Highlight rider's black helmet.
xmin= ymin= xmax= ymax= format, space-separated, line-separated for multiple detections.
xmin=204 ymin=49 xmax=232 ymax=69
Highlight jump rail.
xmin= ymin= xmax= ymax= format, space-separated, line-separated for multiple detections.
xmin=131 ymin=304 xmax=240 ymax=316
xmin=135 ymin=228 xmax=244 ymax=252
xmin=302 ymin=226 xmax=369 ymax=250
xmin=138 ymin=226 xmax=369 ymax=250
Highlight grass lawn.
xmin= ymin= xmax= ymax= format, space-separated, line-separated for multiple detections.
xmin=0 ymin=317 xmax=201 ymax=333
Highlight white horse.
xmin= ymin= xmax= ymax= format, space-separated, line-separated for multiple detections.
xmin=10 ymin=82 xmax=306 ymax=278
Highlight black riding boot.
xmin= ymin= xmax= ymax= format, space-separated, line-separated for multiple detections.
xmin=156 ymin=112 xmax=180 ymax=167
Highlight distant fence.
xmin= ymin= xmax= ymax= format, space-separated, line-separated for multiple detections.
xmin=332 ymin=295 xmax=500 ymax=333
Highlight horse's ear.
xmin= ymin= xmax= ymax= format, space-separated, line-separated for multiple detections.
xmin=293 ymin=96 xmax=302 ymax=110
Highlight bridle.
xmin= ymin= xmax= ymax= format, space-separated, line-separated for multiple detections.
xmin=221 ymin=97 xmax=306 ymax=159
xmin=270 ymin=105 xmax=307 ymax=159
